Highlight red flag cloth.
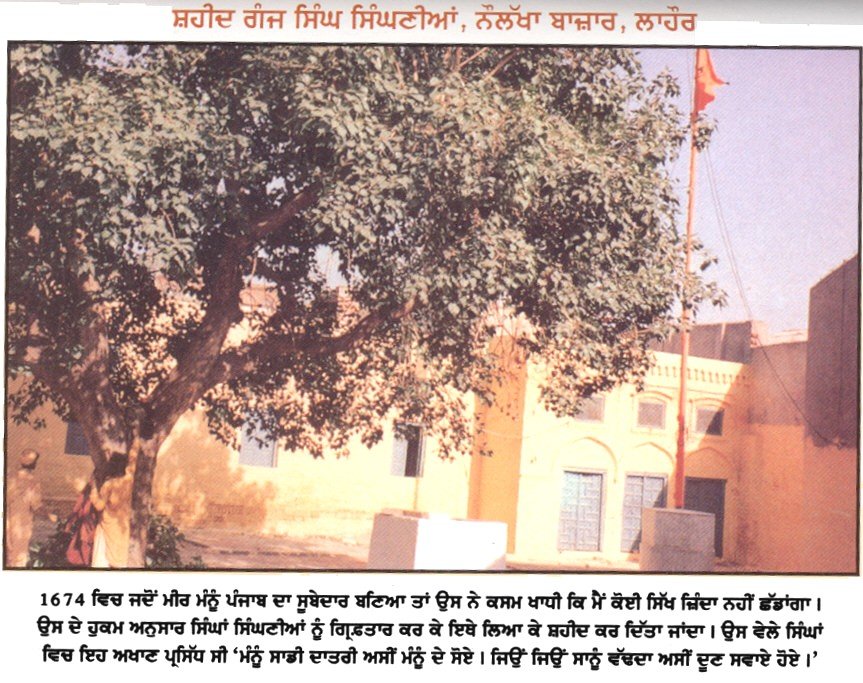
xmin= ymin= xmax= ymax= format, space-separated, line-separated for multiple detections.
xmin=694 ymin=49 xmax=725 ymax=113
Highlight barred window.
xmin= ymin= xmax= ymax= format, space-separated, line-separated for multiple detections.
xmin=575 ymin=395 xmax=605 ymax=423
xmin=64 ymin=421 xmax=90 ymax=456
xmin=637 ymin=399 xmax=666 ymax=429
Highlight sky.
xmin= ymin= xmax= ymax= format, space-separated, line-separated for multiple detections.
xmin=638 ymin=48 xmax=860 ymax=334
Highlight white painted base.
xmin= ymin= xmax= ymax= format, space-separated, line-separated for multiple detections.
xmin=639 ymin=508 xmax=715 ymax=572
xmin=367 ymin=511 xmax=508 ymax=570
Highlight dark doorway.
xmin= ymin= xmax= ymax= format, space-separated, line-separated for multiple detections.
xmin=684 ymin=477 xmax=726 ymax=556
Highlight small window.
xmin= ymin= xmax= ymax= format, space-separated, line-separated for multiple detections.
xmin=391 ymin=422 xmax=424 ymax=478
xmin=575 ymin=395 xmax=605 ymax=422
xmin=239 ymin=422 xmax=277 ymax=467
xmin=695 ymin=407 xmax=724 ymax=436
xmin=637 ymin=399 xmax=666 ymax=430
xmin=64 ymin=421 xmax=90 ymax=456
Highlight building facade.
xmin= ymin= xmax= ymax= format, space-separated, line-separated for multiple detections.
xmin=470 ymin=348 xmax=753 ymax=566
xmin=5 ymin=258 xmax=859 ymax=572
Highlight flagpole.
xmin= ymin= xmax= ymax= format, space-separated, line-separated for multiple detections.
xmin=674 ymin=53 xmax=701 ymax=510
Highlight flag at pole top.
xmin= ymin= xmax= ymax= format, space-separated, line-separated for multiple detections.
xmin=694 ymin=48 xmax=725 ymax=113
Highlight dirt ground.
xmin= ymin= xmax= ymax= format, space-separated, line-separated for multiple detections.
xmin=178 ymin=527 xmax=644 ymax=572
xmin=179 ymin=527 xmax=370 ymax=570
xmin=177 ymin=529 xmax=752 ymax=572
xmin=30 ymin=518 xmax=745 ymax=572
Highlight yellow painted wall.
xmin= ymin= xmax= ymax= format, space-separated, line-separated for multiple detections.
xmin=5 ymin=401 xmax=92 ymax=510
xmin=475 ymin=352 xmax=753 ymax=565
xmin=469 ymin=349 xmax=527 ymax=552
xmin=798 ymin=441 xmax=858 ymax=573
xmin=6 ymin=402 xmax=471 ymax=543
xmin=155 ymin=411 xmax=471 ymax=541
xmin=7 ymin=343 xmax=856 ymax=572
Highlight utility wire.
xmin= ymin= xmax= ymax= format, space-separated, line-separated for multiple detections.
xmin=702 ymin=148 xmax=832 ymax=443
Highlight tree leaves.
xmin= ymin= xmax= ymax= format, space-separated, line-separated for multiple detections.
xmin=8 ymin=44 xmax=718 ymax=461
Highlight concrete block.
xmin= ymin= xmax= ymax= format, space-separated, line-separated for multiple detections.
xmin=367 ymin=512 xmax=421 ymax=569
xmin=640 ymin=508 xmax=715 ymax=572
xmin=368 ymin=511 xmax=507 ymax=570
xmin=640 ymin=545 xmax=715 ymax=572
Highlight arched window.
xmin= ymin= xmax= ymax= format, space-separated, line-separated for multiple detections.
xmin=694 ymin=406 xmax=725 ymax=436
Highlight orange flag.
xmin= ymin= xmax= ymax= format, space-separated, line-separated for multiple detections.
xmin=694 ymin=49 xmax=725 ymax=113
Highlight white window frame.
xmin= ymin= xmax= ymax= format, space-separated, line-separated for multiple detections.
xmin=238 ymin=421 xmax=277 ymax=468
xmin=391 ymin=422 xmax=425 ymax=478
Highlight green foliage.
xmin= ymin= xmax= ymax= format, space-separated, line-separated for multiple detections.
xmin=145 ymin=514 xmax=205 ymax=569
xmin=693 ymin=113 xmax=718 ymax=151
xmin=28 ymin=514 xmax=205 ymax=569
xmin=8 ymin=45 xmax=721 ymax=461
xmin=28 ymin=520 xmax=74 ymax=569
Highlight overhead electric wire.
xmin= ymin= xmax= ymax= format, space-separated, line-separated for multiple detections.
xmin=702 ymin=148 xmax=832 ymax=444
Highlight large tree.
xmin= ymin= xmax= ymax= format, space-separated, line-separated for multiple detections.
xmin=7 ymin=44 xmax=717 ymax=567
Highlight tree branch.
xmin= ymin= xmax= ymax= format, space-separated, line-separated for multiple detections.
xmin=6 ymin=330 xmax=52 ymax=367
xmin=457 ymin=47 xmax=489 ymax=72
xmin=145 ymin=185 xmax=320 ymax=436
xmin=248 ymin=184 xmax=319 ymax=241
xmin=484 ymin=50 xmax=518 ymax=81
xmin=61 ymin=227 xmax=130 ymax=466
xmin=209 ymin=296 xmax=418 ymax=387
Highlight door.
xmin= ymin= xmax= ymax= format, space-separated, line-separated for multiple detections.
xmin=621 ymin=475 xmax=667 ymax=552
xmin=684 ymin=477 xmax=726 ymax=556
xmin=558 ymin=471 xmax=603 ymax=551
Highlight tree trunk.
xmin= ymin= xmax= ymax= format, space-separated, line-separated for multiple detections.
xmin=84 ymin=408 xmax=168 ymax=569
xmin=128 ymin=437 xmax=164 ymax=568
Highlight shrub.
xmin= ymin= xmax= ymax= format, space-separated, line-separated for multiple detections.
xmin=28 ymin=520 xmax=73 ymax=569
xmin=145 ymin=514 xmax=205 ymax=569
xmin=29 ymin=514 xmax=205 ymax=569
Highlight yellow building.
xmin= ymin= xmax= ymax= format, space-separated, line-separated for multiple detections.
xmin=466 ymin=257 xmax=858 ymax=572
xmin=471 ymin=341 xmax=754 ymax=566
xmin=4 ymin=404 xmax=473 ymax=544
xmin=5 ymin=258 xmax=858 ymax=572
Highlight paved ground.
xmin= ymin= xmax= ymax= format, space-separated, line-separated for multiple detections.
xmin=30 ymin=517 xmax=747 ymax=572
xmin=180 ymin=527 xmax=648 ymax=572
xmin=180 ymin=527 xmax=369 ymax=570
xmin=179 ymin=528 xmax=753 ymax=572
xmin=179 ymin=527 xmax=652 ymax=572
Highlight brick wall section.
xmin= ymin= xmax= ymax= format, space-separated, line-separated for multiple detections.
xmin=653 ymin=321 xmax=761 ymax=363
xmin=805 ymin=255 xmax=859 ymax=447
